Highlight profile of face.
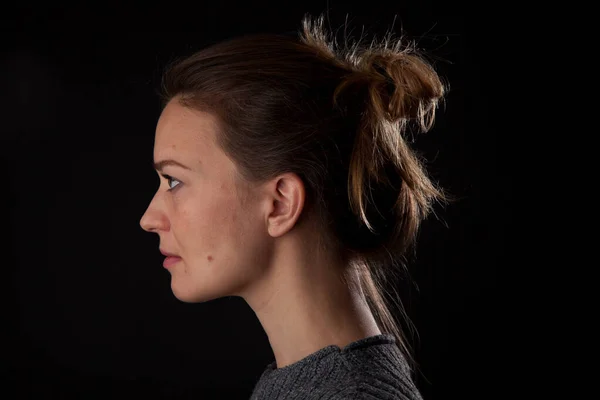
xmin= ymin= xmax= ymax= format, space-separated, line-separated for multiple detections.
xmin=139 ymin=99 xmax=272 ymax=303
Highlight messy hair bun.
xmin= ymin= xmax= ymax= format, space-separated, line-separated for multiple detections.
xmin=301 ymin=15 xmax=448 ymax=262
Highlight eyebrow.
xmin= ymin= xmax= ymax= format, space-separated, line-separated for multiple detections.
xmin=153 ymin=159 xmax=192 ymax=173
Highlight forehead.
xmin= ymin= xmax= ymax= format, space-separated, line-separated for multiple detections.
xmin=154 ymin=100 xmax=218 ymax=164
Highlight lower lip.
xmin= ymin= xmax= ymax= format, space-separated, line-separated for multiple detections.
xmin=163 ymin=256 xmax=182 ymax=268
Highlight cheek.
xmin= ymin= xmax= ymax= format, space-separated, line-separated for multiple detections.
xmin=178 ymin=192 xmax=245 ymax=256
xmin=172 ymin=189 xmax=270 ymax=299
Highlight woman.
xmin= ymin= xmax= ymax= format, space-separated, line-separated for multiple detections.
xmin=140 ymin=13 xmax=448 ymax=400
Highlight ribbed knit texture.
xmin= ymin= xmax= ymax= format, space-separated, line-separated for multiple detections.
xmin=250 ymin=334 xmax=423 ymax=400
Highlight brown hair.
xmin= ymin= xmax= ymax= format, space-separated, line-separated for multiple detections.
xmin=160 ymin=14 xmax=450 ymax=370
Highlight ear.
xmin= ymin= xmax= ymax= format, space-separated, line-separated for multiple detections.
xmin=264 ymin=172 xmax=305 ymax=238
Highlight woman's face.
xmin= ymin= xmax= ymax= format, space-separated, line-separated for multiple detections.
xmin=140 ymin=99 xmax=271 ymax=302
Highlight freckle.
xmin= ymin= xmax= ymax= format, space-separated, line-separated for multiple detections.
xmin=207 ymin=255 xmax=213 ymax=262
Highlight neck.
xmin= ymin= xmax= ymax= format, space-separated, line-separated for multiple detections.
xmin=240 ymin=231 xmax=381 ymax=369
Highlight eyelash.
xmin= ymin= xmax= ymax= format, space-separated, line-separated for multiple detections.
xmin=161 ymin=174 xmax=181 ymax=192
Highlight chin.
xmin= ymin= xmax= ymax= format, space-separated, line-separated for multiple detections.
xmin=170 ymin=279 xmax=232 ymax=304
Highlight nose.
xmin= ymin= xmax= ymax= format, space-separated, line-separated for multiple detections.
xmin=139 ymin=195 xmax=167 ymax=233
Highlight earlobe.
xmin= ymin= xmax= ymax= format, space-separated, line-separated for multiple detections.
xmin=266 ymin=173 xmax=305 ymax=238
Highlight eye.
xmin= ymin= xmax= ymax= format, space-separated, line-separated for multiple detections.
xmin=162 ymin=174 xmax=181 ymax=191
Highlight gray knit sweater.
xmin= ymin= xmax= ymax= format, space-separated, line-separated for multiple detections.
xmin=250 ymin=334 xmax=423 ymax=400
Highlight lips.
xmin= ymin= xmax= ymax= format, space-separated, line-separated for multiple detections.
xmin=160 ymin=249 xmax=180 ymax=258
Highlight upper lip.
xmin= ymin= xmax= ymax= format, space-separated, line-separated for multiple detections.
xmin=160 ymin=249 xmax=180 ymax=257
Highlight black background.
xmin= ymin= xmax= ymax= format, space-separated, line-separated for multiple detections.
xmin=2 ymin=2 xmax=503 ymax=399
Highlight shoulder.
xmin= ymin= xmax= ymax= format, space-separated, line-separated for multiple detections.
xmin=322 ymin=373 xmax=423 ymax=400
xmin=327 ymin=343 xmax=422 ymax=400
xmin=326 ymin=385 xmax=423 ymax=400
